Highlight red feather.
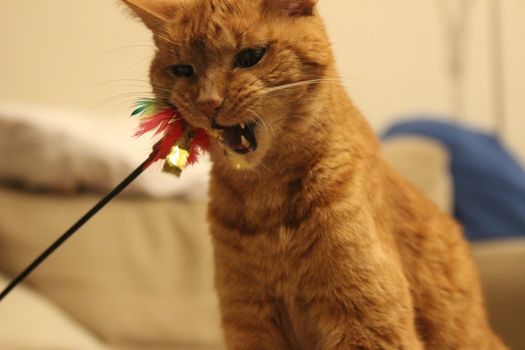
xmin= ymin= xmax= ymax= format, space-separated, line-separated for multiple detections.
xmin=188 ymin=128 xmax=211 ymax=164
xmin=134 ymin=109 xmax=176 ymax=137
xmin=147 ymin=118 xmax=184 ymax=166
xmin=193 ymin=128 xmax=211 ymax=151
xmin=134 ymin=107 xmax=211 ymax=169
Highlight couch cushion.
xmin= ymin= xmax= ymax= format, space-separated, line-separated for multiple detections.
xmin=0 ymin=188 xmax=224 ymax=349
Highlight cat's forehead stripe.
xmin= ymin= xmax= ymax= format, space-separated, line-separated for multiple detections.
xmin=165 ymin=24 xmax=238 ymax=53
xmin=164 ymin=15 xmax=266 ymax=55
xmin=162 ymin=0 xmax=262 ymax=47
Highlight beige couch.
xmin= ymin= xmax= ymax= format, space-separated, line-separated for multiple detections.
xmin=1 ymin=138 xmax=524 ymax=349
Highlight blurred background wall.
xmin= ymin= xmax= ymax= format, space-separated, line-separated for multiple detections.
xmin=0 ymin=0 xmax=523 ymax=160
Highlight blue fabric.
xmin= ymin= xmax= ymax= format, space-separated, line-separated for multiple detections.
xmin=382 ymin=118 xmax=525 ymax=241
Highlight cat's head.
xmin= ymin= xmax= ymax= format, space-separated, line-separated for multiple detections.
xmin=122 ymin=0 xmax=333 ymax=169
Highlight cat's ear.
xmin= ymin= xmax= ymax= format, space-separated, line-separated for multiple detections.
xmin=120 ymin=0 xmax=174 ymax=31
xmin=265 ymin=0 xmax=318 ymax=17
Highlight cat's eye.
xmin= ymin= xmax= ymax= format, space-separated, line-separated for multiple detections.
xmin=167 ymin=65 xmax=194 ymax=78
xmin=235 ymin=48 xmax=266 ymax=68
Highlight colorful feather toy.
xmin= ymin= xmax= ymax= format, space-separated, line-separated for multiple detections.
xmin=132 ymin=98 xmax=211 ymax=176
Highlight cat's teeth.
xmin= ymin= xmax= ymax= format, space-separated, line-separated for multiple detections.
xmin=240 ymin=123 xmax=246 ymax=130
xmin=241 ymin=135 xmax=250 ymax=148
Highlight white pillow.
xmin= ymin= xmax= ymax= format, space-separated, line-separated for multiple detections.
xmin=0 ymin=103 xmax=211 ymax=200
xmin=0 ymin=272 xmax=108 ymax=350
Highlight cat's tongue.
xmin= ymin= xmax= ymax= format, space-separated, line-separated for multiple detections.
xmin=223 ymin=126 xmax=243 ymax=150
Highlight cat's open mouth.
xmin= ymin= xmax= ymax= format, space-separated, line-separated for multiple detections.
xmin=212 ymin=121 xmax=258 ymax=155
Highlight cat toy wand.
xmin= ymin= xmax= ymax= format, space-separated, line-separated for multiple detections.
xmin=0 ymin=100 xmax=211 ymax=302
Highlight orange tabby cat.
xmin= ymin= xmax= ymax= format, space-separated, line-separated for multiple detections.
xmin=121 ymin=0 xmax=506 ymax=348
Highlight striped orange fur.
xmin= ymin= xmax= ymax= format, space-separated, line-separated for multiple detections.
xmin=122 ymin=0 xmax=506 ymax=348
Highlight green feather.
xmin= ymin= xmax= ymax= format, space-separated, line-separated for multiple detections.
xmin=131 ymin=105 xmax=149 ymax=117
xmin=131 ymin=98 xmax=163 ymax=117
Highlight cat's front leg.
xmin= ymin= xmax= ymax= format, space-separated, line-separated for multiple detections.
xmin=312 ymin=305 xmax=424 ymax=350
xmin=213 ymin=249 xmax=293 ymax=349
xmin=302 ymin=286 xmax=425 ymax=350
xmin=217 ymin=290 xmax=293 ymax=350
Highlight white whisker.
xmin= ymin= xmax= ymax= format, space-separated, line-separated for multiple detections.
xmin=84 ymin=44 xmax=156 ymax=62
xmin=84 ymin=92 xmax=163 ymax=114
xmin=264 ymin=78 xmax=346 ymax=94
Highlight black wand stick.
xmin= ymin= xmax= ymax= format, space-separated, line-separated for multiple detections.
xmin=0 ymin=158 xmax=150 ymax=302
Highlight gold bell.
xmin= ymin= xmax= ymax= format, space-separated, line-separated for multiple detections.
xmin=163 ymin=129 xmax=194 ymax=177
xmin=163 ymin=144 xmax=190 ymax=177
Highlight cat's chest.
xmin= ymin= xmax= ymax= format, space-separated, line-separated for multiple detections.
xmin=211 ymin=206 xmax=321 ymax=285
xmin=209 ymin=175 xmax=336 ymax=285
xmin=210 ymin=175 xmax=319 ymax=233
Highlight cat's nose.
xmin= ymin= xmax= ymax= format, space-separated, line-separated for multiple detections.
xmin=196 ymin=98 xmax=223 ymax=119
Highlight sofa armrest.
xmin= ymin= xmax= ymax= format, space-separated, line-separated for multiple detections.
xmin=472 ymin=239 xmax=525 ymax=349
